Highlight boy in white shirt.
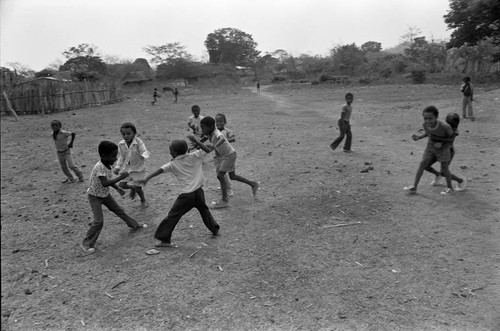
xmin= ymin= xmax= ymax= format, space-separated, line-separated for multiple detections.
xmin=139 ymin=140 xmax=219 ymax=249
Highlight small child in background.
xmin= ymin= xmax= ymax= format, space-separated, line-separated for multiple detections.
xmin=404 ymin=106 xmax=456 ymax=195
xmin=187 ymin=105 xmax=204 ymax=151
xmin=81 ymin=141 xmax=147 ymax=254
xmin=460 ymin=76 xmax=474 ymax=120
xmin=51 ymin=120 xmax=84 ymax=183
xmin=151 ymin=88 xmax=159 ymax=106
xmin=215 ymin=113 xmax=235 ymax=197
xmin=113 ymin=123 xmax=151 ymax=208
xmin=188 ymin=116 xmax=260 ymax=209
xmin=138 ymin=139 xmax=219 ymax=251
xmin=173 ymin=88 xmax=180 ymax=103
xmin=330 ymin=92 xmax=354 ymax=152
xmin=424 ymin=112 xmax=467 ymax=191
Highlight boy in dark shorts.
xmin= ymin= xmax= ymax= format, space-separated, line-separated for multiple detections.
xmin=404 ymin=106 xmax=456 ymax=195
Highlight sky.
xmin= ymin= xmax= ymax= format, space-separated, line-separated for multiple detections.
xmin=0 ymin=0 xmax=452 ymax=71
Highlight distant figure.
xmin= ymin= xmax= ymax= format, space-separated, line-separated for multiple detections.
xmin=330 ymin=92 xmax=354 ymax=152
xmin=51 ymin=120 xmax=84 ymax=183
xmin=173 ymin=88 xmax=180 ymax=103
xmin=151 ymin=88 xmax=159 ymax=106
xmin=460 ymin=76 xmax=474 ymax=121
xmin=256 ymin=81 xmax=260 ymax=92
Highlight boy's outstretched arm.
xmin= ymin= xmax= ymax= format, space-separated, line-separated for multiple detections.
xmin=68 ymin=132 xmax=76 ymax=148
xmin=99 ymin=171 xmax=129 ymax=188
xmin=138 ymin=168 xmax=165 ymax=186
xmin=187 ymin=135 xmax=213 ymax=153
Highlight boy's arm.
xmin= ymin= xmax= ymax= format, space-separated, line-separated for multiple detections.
xmin=412 ymin=132 xmax=428 ymax=141
xmin=187 ymin=135 xmax=213 ymax=153
xmin=138 ymin=140 xmax=150 ymax=159
xmin=68 ymin=132 xmax=76 ymax=148
xmin=138 ymin=168 xmax=165 ymax=186
xmin=99 ymin=171 xmax=129 ymax=188
xmin=114 ymin=145 xmax=125 ymax=173
xmin=339 ymin=106 xmax=348 ymax=121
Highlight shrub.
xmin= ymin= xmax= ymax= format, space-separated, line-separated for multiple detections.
xmin=410 ymin=69 xmax=426 ymax=84
xmin=271 ymin=76 xmax=287 ymax=83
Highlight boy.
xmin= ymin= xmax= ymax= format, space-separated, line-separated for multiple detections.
xmin=81 ymin=141 xmax=147 ymax=254
xmin=51 ymin=120 xmax=84 ymax=183
xmin=187 ymin=105 xmax=204 ymax=151
xmin=188 ymin=116 xmax=260 ymax=209
xmin=461 ymin=76 xmax=474 ymax=121
xmin=173 ymin=88 xmax=180 ymax=103
xmin=330 ymin=92 xmax=354 ymax=152
xmin=151 ymin=88 xmax=159 ymax=106
xmin=404 ymin=106 xmax=456 ymax=195
xmin=138 ymin=140 xmax=219 ymax=249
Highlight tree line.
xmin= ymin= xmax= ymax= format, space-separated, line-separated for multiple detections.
xmin=5 ymin=0 xmax=499 ymax=85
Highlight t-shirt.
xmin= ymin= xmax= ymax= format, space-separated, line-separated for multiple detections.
xmin=160 ymin=149 xmax=208 ymax=194
xmin=52 ymin=129 xmax=73 ymax=152
xmin=340 ymin=104 xmax=352 ymax=122
xmin=87 ymin=161 xmax=111 ymax=197
xmin=461 ymin=83 xmax=473 ymax=97
xmin=424 ymin=120 xmax=454 ymax=149
xmin=188 ymin=115 xmax=204 ymax=137
xmin=208 ymin=129 xmax=235 ymax=157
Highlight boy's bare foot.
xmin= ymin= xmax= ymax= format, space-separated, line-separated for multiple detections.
xmin=140 ymin=201 xmax=149 ymax=209
xmin=252 ymin=181 xmax=261 ymax=197
xmin=129 ymin=188 xmax=137 ymax=200
xmin=403 ymin=185 xmax=417 ymax=194
xmin=79 ymin=243 xmax=95 ymax=254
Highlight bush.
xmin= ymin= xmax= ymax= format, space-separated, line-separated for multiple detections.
xmin=358 ymin=77 xmax=371 ymax=84
xmin=410 ymin=69 xmax=426 ymax=84
xmin=271 ymin=76 xmax=287 ymax=83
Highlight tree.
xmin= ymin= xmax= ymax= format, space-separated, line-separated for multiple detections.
xmin=5 ymin=62 xmax=34 ymax=77
xmin=62 ymin=43 xmax=99 ymax=59
xmin=444 ymin=0 xmax=500 ymax=61
xmin=143 ymin=42 xmax=191 ymax=66
xmin=361 ymin=41 xmax=382 ymax=53
xmin=59 ymin=56 xmax=108 ymax=81
xmin=330 ymin=44 xmax=365 ymax=75
xmin=400 ymin=26 xmax=422 ymax=46
xmin=204 ymin=28 xmax=260 ymax=66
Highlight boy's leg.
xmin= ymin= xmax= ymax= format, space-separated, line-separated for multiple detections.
xmin=155 ymin=193 xmax=194 ymax=243
xmin=65 ymin=152 xmax=84 ymax=181
xmin=225 ymin=173 xmax=233 ymax=194
xmin=57 ymin=151 xmax=74 ymax=180
xmin=135 ymin=186 xmax=147 ymax=205
xmin=217 ymin=171 xmax=229 ymax=202
xmin=411 ymin=152 xmax=434 ymax=189
xmin=440 ymin=161 xmax=454 ymax=192
xmin=467 ymin=98 xmax=474 ymax=118
xmin=83 ymin=195 xmax=105 ymax=248
xmin=103 ymin=194 xmax=141 ymax=229
xmin=462 ymin=97 xmax=468 ymax=118
xmin=193 ymin=188 xmax=220 ymax=235
xmin=330 ymin=119 xmax=346 ymax=150
xmin=343 ymin=122 xmax=352 ymax=151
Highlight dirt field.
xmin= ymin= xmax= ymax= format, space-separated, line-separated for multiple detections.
xmin=1 ymin=83 xmax=499 ymax=330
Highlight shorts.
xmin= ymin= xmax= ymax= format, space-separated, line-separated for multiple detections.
xmin=214 ymin=152 xmax=236 ymax=173
xmin=127 ymin=170 xmax=146 ymax=187
xmin=422 ymin=144 xmax=451 ymax=163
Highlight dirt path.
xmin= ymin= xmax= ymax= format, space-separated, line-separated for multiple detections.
xmin=1 ymin=84 xmax=499 ymax=330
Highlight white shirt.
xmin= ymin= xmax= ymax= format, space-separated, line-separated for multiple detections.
xmin=115 ymin=137 xmax=150 ymax=173
xmin=160 ymin=149 xmax=208 ymax=194
xmin=208 ymin=129 xmax=235 ymax=157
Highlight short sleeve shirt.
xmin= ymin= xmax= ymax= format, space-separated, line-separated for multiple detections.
xmin=52 ymin=129 xmax=72 ymax=152
xmin=424 ymin=120 xmax=454 ymax=148
xmin=87 ymin=161 xmax=111 ymax=197
xmin=340 ymin=104 xmax=352 ymax=122
xmin=160 ymin=149 xmax=209 ymax=194
xmin=208 ymin=129 xmax=235 ymax=157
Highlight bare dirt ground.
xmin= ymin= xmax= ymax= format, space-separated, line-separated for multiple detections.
xmin=1 ymin=83 xmax=499 ymax=330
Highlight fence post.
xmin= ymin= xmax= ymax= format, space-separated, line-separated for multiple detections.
xmin=2 ymin=92 xmax=19 ymax=121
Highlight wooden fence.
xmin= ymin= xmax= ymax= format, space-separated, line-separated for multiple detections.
xmin=1 ymin=79 xmax=124 ymax=115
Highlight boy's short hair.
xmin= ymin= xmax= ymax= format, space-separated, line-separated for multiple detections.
xmin=345 ymin=92 xmax=354 ymax=98
xmin=169 ymin=140 xmax=188 ymax=155
xmin=463 ymin=76 xmax=471 ymax=82
xmin=51 ymin=120 xmax=62 ymax=126
xmin=445 ymin=112 xmax=460 ymax=131
xmin=200 ymin=116 xmax=215 ymax=127
xmin=120 ymin=122 xmax=137 ymax=134
xmin=423 ymin=105 xmax=439 ymax=117
xmin=191 ymin=105 xmax=200 ymax=112
xmin=98 ymin=141 xmax=118 ymax=156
